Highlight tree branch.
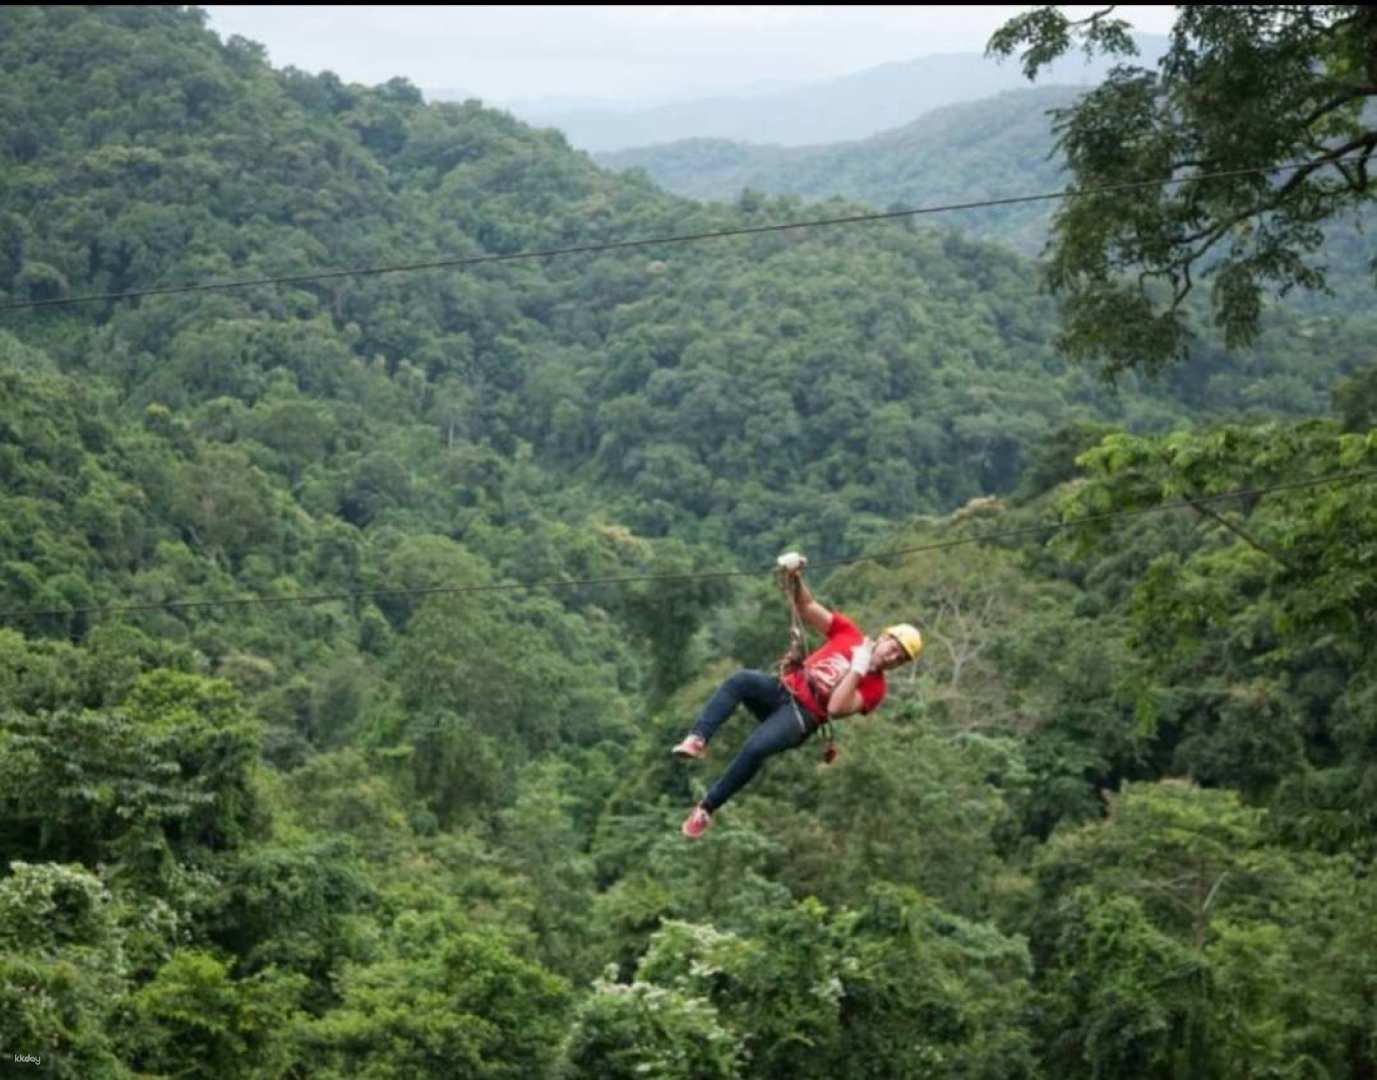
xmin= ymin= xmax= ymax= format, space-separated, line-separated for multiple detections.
xmin=1275 ymin=132 xmax=1377 ymax=198
xmin=1071 ymin=6 xmax=1118 ymax=27
xmin=1185 ymin=497 xmax=1300 ymax=573
xmin=1201 ymin=871 xmax=1228 ymax=915
xmin=1300 ymin=86 xmax=1377 ymax=129
xmin=1177 ymin=189 xmax=1275 ymax=248
xmin=1338 ymin=140 xmax=1375 ymax=193
xmin=1170 ymin=258 xmax=1193 ymax=312
xmin=1171 ymin=134 xmax=1376 ymax=258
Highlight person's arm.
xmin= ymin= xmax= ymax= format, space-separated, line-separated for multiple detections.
xmin=789 ymin=574 xmax=833 ymax=637
xmin=826 ymin=639 xmax=873 ymax=718
xmin=826 ymin=671 xmax=865 ymax=717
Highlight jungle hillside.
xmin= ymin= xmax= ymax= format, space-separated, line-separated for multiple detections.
xmin=1 ymin=6 xmax=1376 ymax=1078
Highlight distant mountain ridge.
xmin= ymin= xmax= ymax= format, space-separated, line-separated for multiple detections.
xmin=596 ymin=85 xmax=1377 ymax=279
xmin=597 ymin=85 xmax=1084 ymax=256
xmin=434 ymin=35 xmax=1169 ymax=152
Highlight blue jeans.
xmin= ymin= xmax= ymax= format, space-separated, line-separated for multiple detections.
xmin=692 ymin=670 xmax=814 ymax=812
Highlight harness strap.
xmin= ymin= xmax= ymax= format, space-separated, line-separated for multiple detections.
xmin=776 ymin=572 xmax=838 ymax=764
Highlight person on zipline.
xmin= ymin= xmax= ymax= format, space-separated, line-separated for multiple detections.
xmin=673 ymin=552 xmax=922 ymax=839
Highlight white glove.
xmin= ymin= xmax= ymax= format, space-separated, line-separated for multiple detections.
xmin=776 ymin=551 xmax=807 ymax=573
xmin=849 ymin=639 xmax=874 ymax=676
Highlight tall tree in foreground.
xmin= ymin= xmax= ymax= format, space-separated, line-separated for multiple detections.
xmin=988 ymin=5 xmax=1377 ymax=373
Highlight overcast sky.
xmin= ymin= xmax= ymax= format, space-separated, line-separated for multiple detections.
xmin=201 ymin=5 xmax=1179 ymax=106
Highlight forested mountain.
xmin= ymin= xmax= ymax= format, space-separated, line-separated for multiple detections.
xmin=488 ymin=35 xmax=1169 ymax=152
xmin=601 ymin=85 xmax=1377 ymax=285
xmin=598 ymin=85 xmax=1083 ymax=256
xmin=0 ymin=7 xmax=1366 ymax=562
xmin=2 ymin=6 xmax=1376 ymax=1077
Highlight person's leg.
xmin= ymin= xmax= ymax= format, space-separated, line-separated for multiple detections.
xmin=701 ymin=702 xmax=810 ymax=812
xmin=691 ymin=670 xmax=789 ymax=743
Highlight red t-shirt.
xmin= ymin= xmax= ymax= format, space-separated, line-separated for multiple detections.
xmin=782 ymin=612 xmax=887 ymax=721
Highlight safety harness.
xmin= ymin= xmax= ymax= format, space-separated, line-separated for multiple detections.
xmin=776 ymin=570 xmax=839 ymax=765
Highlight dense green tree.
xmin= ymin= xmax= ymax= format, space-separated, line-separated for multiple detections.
xmin=607 ymin=888 xmax=1035 ymax=1080
xmin=495 ymin=758 xmax=601 ymax=978
xmin=0 ymin=671 xmax=266 ymax=881
xmin=0 ymin=861 xmax=131 ymax=1079
xmin=563 ymin=971 xmax=744 ymax=1080
xmin=293 ymin=909 xmax=569 ymax=1079
xmin=988 ymin=5 xmax=1377 ymax=372
xmin=125 ymin=951 xmax=307 ymax=1080
xmin=1026 ymin=780 xmax=1374 ymax=1077
xmin=1052 ymin=420 xmax=1377 ymax=849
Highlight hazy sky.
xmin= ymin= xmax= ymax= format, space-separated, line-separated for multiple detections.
xmin=201 ymin=5 xmax=1179 ymax=106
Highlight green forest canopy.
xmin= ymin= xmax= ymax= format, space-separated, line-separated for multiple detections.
xmin=1 ymin=5 xmax=1376 ymax=1077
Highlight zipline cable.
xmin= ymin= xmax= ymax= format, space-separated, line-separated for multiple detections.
xmin=0 ymin=156 xmax=1366 ymax=314
xmin=3 ymin=467 xmax=1372 ymax=624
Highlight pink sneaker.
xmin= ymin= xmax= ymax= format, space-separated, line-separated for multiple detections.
xmin=681 ymin=804 xmax=712 ymax=839
xmin=671 ymin=733 xmax=706 ymax=760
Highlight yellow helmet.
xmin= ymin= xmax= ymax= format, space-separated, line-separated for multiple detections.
xmin=883 ymin=623 xmax=923 ymax=662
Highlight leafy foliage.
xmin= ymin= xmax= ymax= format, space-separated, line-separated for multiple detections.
xmin=0 ymin=6 xmax=1375 ymax=1079
xmin=989 ymin=5 xmax=1377 ymax=372
xmin=294 ymin=910 xmax=570 ymax=1080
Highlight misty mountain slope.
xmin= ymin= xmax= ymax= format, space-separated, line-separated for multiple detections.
xmin=598 ymin=85 xmax=1083 ymax=256
xmin=599 ymin=85 xmax=1377 ymax=288
xmin=449 ymin=35 xmax=1169 ymax=152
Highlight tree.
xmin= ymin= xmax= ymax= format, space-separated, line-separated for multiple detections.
xmin=394 ymin=588 xmax=632 ymax=763
xmin=769 ymin=716 xmax=1018 ymax=917
xmin=1050 ymin=421 xmax=1377 ymax=848
xmin=494 ymin=758 xmax=600 ymax=979
xmin=212 ymin=836 xmax=374 ymax=1002
xmin=988 ymin=6 xmax=1377 ymax=373
xmin=170 ymin=445 xmax=278 ymax=569
xmin=126 ymin=951 xmax=306 ymax=1080
xmin=563 ymin=972 xmax=744 ymax=1080
xmin=1025 ymin=781 xmax=1374 ymax=1077
xmin=0 ymin=862 xmax=131 ymax=1079
xmin=294 ymin=910 xmax=569 ymax=1080
xmin=604 ymin=891 xmax=1036 ymax=1080
xmin=0 ymin=671 xmax=267 ymax=880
